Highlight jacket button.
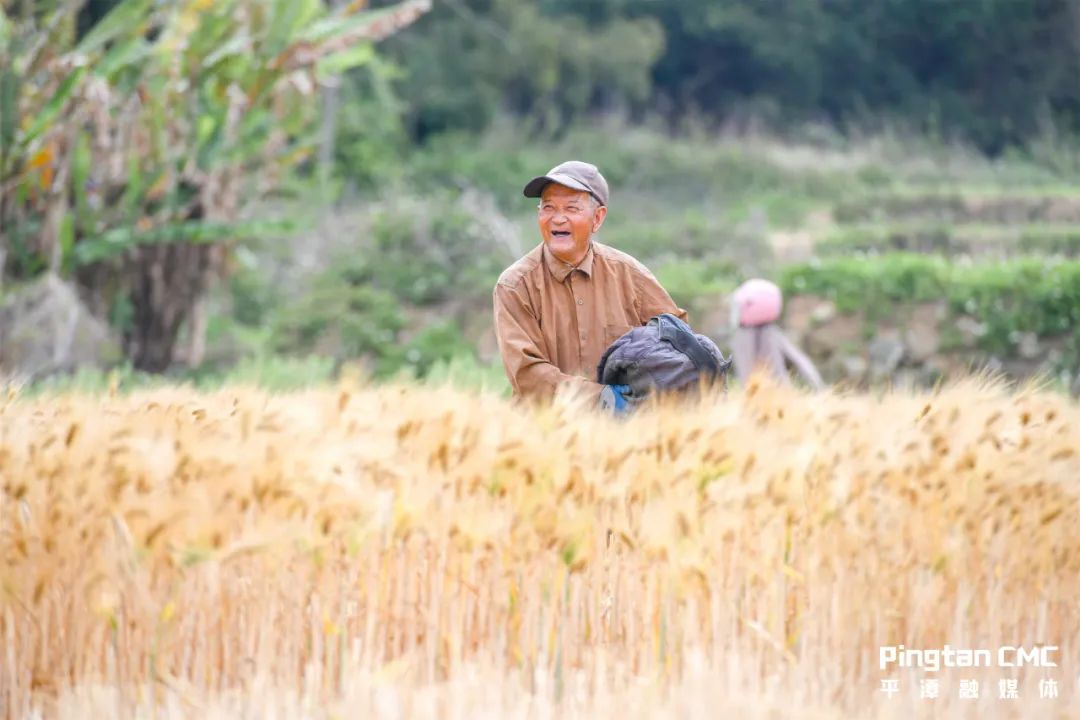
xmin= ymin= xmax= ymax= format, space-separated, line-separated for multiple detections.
xmin=576 ymin=298 xmax=583 ymax=305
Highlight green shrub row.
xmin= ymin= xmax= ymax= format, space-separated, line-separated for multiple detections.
xmin=780 ymin=254 xmax=1080 ymax=365
xmin=224 ymin=195 xmax=507 ymax=380
xmin=405 ymin=124 xmax=849 ymax=226
xmin=13 ymin=347 xmax=513 ymax=398
xmin=815 ymin=223 xmax=1080 ymax=257
xmin=833 ymin=188 xmax=1080 ymax=224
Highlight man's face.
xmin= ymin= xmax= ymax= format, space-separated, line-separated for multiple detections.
xmin=537 ymin=184 xmax=606 ymax=264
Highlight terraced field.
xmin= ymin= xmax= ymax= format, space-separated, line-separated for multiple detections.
xmin=774 ymin=182 xmax=1080 ymax=391
xmin=815 ymin=223 xmax=1080 ymax=259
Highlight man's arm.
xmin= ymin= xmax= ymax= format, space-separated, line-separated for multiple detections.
xmin=633 ymin=264 xmax=688 ymax=324
xmin=493 ymin=282 xmax=605 ymax=401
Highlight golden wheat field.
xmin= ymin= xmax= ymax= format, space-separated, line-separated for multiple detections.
xmin=1 ymin=375 xmax=1078 ymax=719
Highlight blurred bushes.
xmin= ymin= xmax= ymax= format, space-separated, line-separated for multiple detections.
xmin=373 ymin=0 xmax=664 ymax=139
xmin=333 ymin=58 xmax=412 ymax=190
xmin=220 ymin=192 xmax=511 ymax=380
xmin=403 ymin=123 xmax=848 ymax=218
xmin=363 ymin=199 xmax=507 ymax=304
xmin=816 ymin=223 xmax=1080 ymax=258
xmin=0 ymin=0 xmax=426 ymax=371
xmin=64 ymin=118 xmax=1080 ymax=389
xmin=270 ymin=272 xmax=405 ymax=360
xmin=373 ymin=0 xmax=1080 ymax=154
xmin=653 ymin=258 xmax=739 ymax=322
xmin=422 ymin=354 xmax=510 ymax=395
xmin=16 ymin=355 xmax=338 ymax=397
xmin=781 ymin=254 xmax=1080 ymax=370
xmin=395 ymin=321 xmax=477 ymax=378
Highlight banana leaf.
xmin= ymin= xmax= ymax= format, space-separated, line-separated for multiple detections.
xmin=7 ymin=220 xmax=46 ymax=276
xmin=58 ymin=214 xmax=75 ymax=275
xmin=121 ymin=153 xmax=143 ymax=218
xmin=71 ymin=130 xmax=93 ymax=228
xmin=262 ymin=0 xmax=310 ymax=61
xmin=94 ymin=36 xmax=150 ymax=80
xmin=17 ymin=66 xmax=87 ymax=152
xmin=15 ymin=2 xmax=81 ymax=77
xmin=298 ymin=4 xmax=404 ymax=45
xmin=187 ymin=11 xmax=241 ymax=71
xmin=6 ymin=0 xmax=430 ymax=283
xmin=74 ymin=218 xmax=300 ymax=265
xmin=195 ymin=103 xmax=229 ymax=171
xmin=0 ymin=8 xmax=10 ymax=49
xmin=140 ymin=74 xmax=169 ymax=163
xmin=201 ymin=33 xmax=252 ymax=74
xmin=0 ymin=66 xmax=18 ymax=167
xmin=74 ymin=0 xmax=152 ymax=56
xmin=315 ymin=43 xmax=374 ymax=77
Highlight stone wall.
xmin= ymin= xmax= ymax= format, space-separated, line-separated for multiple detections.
xmin=783 ymin=295 xmax=1077 ymax=390
xmin=0 ymin=274 xmax=121 ymax=382
xmin=699 ymin=293 xmax=1078 ymax=393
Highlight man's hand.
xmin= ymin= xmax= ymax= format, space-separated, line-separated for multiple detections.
xmin=598 ymin=384 xmax=631 ymax=415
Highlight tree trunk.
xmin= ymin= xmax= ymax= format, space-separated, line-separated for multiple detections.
xmin=125 ymin=242 xmax=213 ymax=372
xmin=317 ymin=0 xmax=344 ymax=182
xmin=180 ymin=295 xmax=208 ymax=368
xmin=318 ymin=83 xmax=341 ymax=180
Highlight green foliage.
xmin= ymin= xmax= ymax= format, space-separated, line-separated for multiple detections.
xmin=241 ymin=192 xmax=509 ymax=380
xmin=782 ymin=255 xmax=946 ymax=314
xmin=403 ymin=123 xmax=848 ymax=263
xmin=16 ymin=363 xmax=174 ymax=398
xmin=333 ymin=57 xmax=410 ymax=189
xmin=13 ymin=351 xmax=512 ymax=397
xmin=3 ymin=0 xmax=397 ymax=267
xmin=423 ymin=355 xmax=510 ymax=396
xmin=204 ymin=354 xmax=337 ymax=391
xmin=391 ymin=321 xmax=478 ymax=379
xmin=369 ymin=0 xmax=1080 ymax=152
xmin=265 ymin=271 xmax=482 ymax=381
xmin=816 ymin=223 xmax=1080 ymax=258
xmin=362 ymin=199 xmax=506 ymax=304
xmin=832 ymin=187 xmax=1080 ymax=224
xmin=781 ymin=255 xmax=1080 ymax=370
xmin=2 ymin=0 xmax=428 ymax=371
xmin=653 ymin=257 xmax=738 ymax=320
xmin=374 ymin=0 xmax=664 ymax=139
xmin=73 ymin=218 xmax=300 ymax=265
xmin=17 ymin=354 xmax=337 ymax=397
xmin=270 ymin=265 xmax=406 ymax=361
xmin=1017 ymin=229 xmax=1080 ymax=257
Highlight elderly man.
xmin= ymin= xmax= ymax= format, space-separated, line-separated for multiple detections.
xmin=493 ymin=160 xmax=687 ymax=403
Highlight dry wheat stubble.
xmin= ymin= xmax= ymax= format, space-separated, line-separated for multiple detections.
xmin=0 ymin=376 xmax=1078 ymax=718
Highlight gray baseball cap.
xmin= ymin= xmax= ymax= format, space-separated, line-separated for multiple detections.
xmin=523 ymin=160 xmax=609 ymax=207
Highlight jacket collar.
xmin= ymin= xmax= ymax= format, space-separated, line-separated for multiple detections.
xmin=543 ymin=241 xmax=594 ymax=283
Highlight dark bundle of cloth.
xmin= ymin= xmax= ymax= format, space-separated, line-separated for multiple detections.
xmin=596 ymin=313 xmax=731 ymax=411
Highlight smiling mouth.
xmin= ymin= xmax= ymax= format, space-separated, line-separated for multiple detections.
xmin=551 ymin=230 xmax=571 ymax=238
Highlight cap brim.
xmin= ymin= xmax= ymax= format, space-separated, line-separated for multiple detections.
xmin=522 ymin=173 xmax=592 ymax=199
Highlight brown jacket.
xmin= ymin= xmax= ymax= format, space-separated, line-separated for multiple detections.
xmin=493 ymin=241 xmax=686 ymax=400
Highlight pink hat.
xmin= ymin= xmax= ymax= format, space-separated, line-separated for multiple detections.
xmin=733 ymin=279 xmax=782 ymax=327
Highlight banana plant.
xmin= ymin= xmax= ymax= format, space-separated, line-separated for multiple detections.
xmin=0 ymin=0 xmax=430 ymax=370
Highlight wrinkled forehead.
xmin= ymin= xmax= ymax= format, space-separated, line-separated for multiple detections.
xmin=539 ymin=184 xmax=593 ymax=204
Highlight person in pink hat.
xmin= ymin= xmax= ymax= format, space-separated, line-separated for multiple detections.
xmin=730 ymin=279 xmax=825 ymax=390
